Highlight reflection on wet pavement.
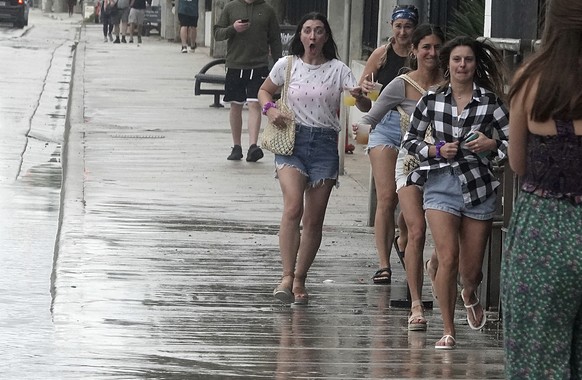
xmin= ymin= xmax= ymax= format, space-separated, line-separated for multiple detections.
xmin=50 ymin=186 xmax=505 ymax=378
xmin=0 ymin=181 xmax=61 ymax=377
xmin=0 ymin=14 xmax=508 ymax=378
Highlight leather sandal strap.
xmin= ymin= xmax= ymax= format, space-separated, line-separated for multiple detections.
xmin=411 ymin=300 xmax=423 ymax=308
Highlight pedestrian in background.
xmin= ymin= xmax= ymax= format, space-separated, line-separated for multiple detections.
xmin=128 ymin=0 xmax=147 ymax=44
xmin=402 ymin=36 xmax=509 ymax=349
xmin=356 ymin=5 xmax=419 ymax=112
xmin=67 ymin=0 xmax=76 ymax=17
xmin=113 ymin=0 xmax=130 ymax=43
xmin=101 ymin=0 xmax=118 ymax=42
xmin=502 ymin=0 xmax=582 ymax=376
xmin=258 ymin=12 xmax=357 ymax=306
xmin=214 ymin=0 xmax=282 ymax=162
xmin=354 ymin=5 xmax=419 ymax=285
xmin=178 ymin=0 xmax=199 ymax=53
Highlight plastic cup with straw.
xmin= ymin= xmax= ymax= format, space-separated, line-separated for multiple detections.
xmin=368 ymin=73 xmax=381 ymax=101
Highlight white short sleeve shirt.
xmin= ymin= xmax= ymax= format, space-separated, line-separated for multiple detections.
xmin=269 ymin=56 xmax=357 ymax=131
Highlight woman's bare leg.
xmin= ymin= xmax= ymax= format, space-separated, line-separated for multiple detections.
xmin=368 ymin=146 xmax=398 ymax=279
xmin=426 ymin=209 xmax=461 ymax=341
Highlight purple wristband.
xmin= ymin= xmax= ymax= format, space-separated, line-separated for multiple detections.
xmin=262 ymin=101 xmax=277 ymax=115
xmin=435 ymin=141 xmax=446 ymax=158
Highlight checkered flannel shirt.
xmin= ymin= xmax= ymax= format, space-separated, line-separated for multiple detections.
xmin=402 ymin=83 xmax=509 ymax=207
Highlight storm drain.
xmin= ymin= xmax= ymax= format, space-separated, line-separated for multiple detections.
xmin=110 ymin=134 xmax=165 ymax=139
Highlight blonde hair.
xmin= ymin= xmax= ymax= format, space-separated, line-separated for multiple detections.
xmin=378 ymin=38 xmax=395 ymax=68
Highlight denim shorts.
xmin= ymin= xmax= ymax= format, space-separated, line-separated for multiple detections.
xmin=274 ymin=124 xmax=339 ymax=187
xmin=367 ymin=110 xmax=401 ymax=152
xmin=423 ymin=167 xmax=497 ymax=220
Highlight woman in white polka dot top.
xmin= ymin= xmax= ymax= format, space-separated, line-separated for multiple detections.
xmin=258 ymin=12 xmax=357 ymax=307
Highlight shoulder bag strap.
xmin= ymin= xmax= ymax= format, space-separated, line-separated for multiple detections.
xmin=281 ymin=55 xmax=293 ymax=104
xmin=396 ymin=74 xmax=428 ymax=136
xmin=398 ymin=73 xmax=426 ymax=95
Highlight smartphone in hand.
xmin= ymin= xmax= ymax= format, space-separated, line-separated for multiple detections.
xmin=240 ymin=18 xmax=249 ymax=23
xmin=461 ymin=132 xmax=478 ymax=150
xmin=463 ymin=131 xmax=489 ymax=158
xmin=465 ymin=132 xmax=479 ymax=143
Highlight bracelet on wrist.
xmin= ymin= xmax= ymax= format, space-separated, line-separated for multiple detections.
xmin=435 ymin=140 xmax=446 ymax=158
xmin=262 ymin=101 xmax=277 ymax=115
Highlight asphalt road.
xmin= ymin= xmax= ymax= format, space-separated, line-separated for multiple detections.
xmin=0 ymin=9 xmax=79 ymax=377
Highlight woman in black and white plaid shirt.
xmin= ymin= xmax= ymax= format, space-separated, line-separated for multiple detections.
xmin=402 ymin=36 xmax=509 ymax=350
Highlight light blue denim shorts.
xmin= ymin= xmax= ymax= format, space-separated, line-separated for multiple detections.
xmin=274 ymin=124 xmax=339 ymax=187
xmin=367 ymin=110 xmax=401 ymax=152
xmin=423 ymin=166 xmax=497 ymax=220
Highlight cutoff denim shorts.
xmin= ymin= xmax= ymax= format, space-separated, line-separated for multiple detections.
xmin=275 ymin=124 xmax=339 ymax=187
xmin=423 ymin=166 xmax=497 ymax=220
xmin=367 ymin=110 xmax=401 ymax=152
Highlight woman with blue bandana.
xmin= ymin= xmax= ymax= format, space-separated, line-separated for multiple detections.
xmin=353 ymin=5 xmax=419 ymax=285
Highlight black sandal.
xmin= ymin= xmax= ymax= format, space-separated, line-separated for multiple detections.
xmin=372 ymin=267 xmax=392 ymax=284
xmin=393 ymin=235 xmax=405 ymax=269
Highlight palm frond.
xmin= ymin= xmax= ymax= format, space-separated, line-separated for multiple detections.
xmin=448 ymin=0 xmax=485 ymax=38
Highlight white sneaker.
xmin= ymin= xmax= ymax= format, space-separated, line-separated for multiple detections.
xmin=181 ymin=46 xmax=187 ymax=53
xmin=103 ymin=37 xmax=108 ymax=42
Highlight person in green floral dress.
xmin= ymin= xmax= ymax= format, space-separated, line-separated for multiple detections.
xmin=502 ymin=0 xmax=582 ymax=377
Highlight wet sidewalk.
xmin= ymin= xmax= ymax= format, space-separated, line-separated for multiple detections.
xmin=52 ymin=24 xmax=505 ymax=378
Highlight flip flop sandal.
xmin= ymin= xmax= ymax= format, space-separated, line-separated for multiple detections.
xmin=435 ymin=335 xmax=456 ymax=350
xmin=461 ymin=290 xmax=487 ymax=330
xmin=393 ymin=235 xmax=405 ymax=269
xmin=371 ymin=267 xmax=392 ymax=284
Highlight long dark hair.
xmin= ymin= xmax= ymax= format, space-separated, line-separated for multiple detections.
xmin=289 ymin=12 xmax=338 ymax=60
xmin=508 ymin=0 xmax=582 ymax=121
xmin=437 ymin=36 xmax=506 ymax=97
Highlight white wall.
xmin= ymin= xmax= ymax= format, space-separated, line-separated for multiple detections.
xmin=205 ymin=10 xmax=212 ymax=46
xmin=348 ymin=60 xmax=367 ymax=126
xmin=379 ymin=0 xmax=399 ymax=46
xmin=484 ymin=0 xmax=492 ymax=37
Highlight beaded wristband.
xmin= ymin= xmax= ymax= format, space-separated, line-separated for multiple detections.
xmin=435 ymin=141 xmax=446 ymax=158
xmin=262 ymin=101 xmax=277 ymax=115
